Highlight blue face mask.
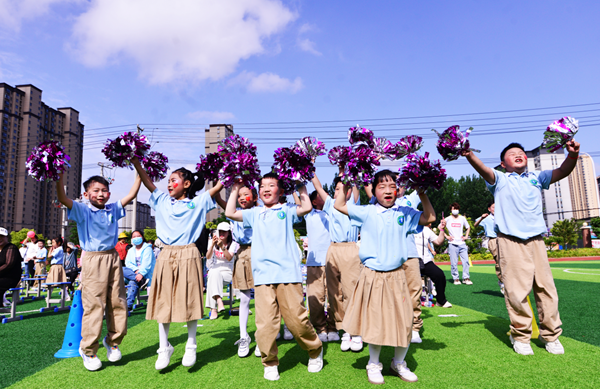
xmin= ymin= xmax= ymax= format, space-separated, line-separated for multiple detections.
xmin=131 ymin=237 xmax=143 ymax=246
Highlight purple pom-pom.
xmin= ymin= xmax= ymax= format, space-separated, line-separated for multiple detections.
xmin=397 ymin=152 xmax=447 ymax=191
xmin=218 ymin=134 xmax=258 ymax=156
xmin=295 ymin=137 xmax=327 ymax=159
xmin=343 ymin=145 xmax=380 ymax=187
xmin=372 ymin=137 xmax=397 ymax=160
xmin=102 ymin=132 xmax=151 ymax=168
xmin=219 ymin=152 xmax=261 ymax=188
xmin=543 ymin=116 xmax=579 ymax=153
xmin=348 ymin=126 xmax=375 ymax=147
xmin=432 ymin=125 xmax=480 ymax=162
xmin=272 ymin=147 xmax=315 ymax=186
xmin=142 ymin=151 xmax=169 ymax=182
xmin=197 ymin=153 xmax=225 ymax=182
xmin=328 ymin=146 xmax=352 ymax=166
xmin=395 ymin=135 xmax=424 ymax=159
xmin=26 ymin=140 xmax=71 ymax=182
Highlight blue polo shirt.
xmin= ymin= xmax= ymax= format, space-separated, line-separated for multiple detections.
xmin=68 ymin=201 xmax=126 ymax=252
xmin=230 ymin=212 xmax=252 ymax=245
xmin=304 ymin=208 xmax=330 ymax=266
xmin=348 ymin=202 xmax=422 ymax=271
xmin=323 ymin=197 xmax=359 ymax=243
xmin=50 ymin=247 xmax=64 ymax=265
xmin=242 ymin=203 xmax=302 ymax=285
xmin=478 ymin=214 xmax=497 ymax=238
xmin=149 ymin=189 xmax=216 ymax=246
xmin=486 ymin=170 xmax=552 ymax=240
xmin=35 ymin=247 xmax=47 ymax=263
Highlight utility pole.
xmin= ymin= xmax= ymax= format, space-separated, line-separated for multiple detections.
xmin=132 ymin=124 xmax=143 ymax=231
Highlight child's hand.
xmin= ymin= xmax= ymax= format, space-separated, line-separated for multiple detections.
xmin=481 ymin=213 xmax=489 ymax=218
xmin=565 ymin=140 xmax=580 ymax=154
xmin=460 ymin=149 xmax=472 ymax=157
xmin=438 ymin=219 xmax=446 ymax=230
xmin=232 ymin=181 xmax=243 ymax=191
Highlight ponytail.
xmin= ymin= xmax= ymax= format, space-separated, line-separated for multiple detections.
xmin=173 ymin=167 xmax=205 ymax=199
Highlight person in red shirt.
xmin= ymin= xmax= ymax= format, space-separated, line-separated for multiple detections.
xmin=115 ymin=233 xmax=129 ymax=266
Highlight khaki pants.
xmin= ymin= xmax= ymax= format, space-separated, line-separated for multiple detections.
xmin=306 ymin=266 xmax=336 ymax=334
xmin=488 ymin=238 xmax=502 ymax=283
xmin=255 ymin=283 xmax=322 ymax=367
xmin=402 ymin=258 xmax=423 ymax=332
xmin=80 ymin=249 xmax=128 ymax=356
xmin=33 ymin=262 xmax=46 ymax=287
xmin=325 ymin=242 xmax=361 ymax=330
xmin=497 ymin=233 xmax=562 ymax=343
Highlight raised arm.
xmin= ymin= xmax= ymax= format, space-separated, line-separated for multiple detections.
xmin=473 ymin=214 xmax=488 ymax=227
xmin=120 ymin=174 xmax=142 ymax=207
xmin=431 ymin=219 xmax=446 ymax=246
xmin=292 ymin=192 xmax=302 ymax=206
xmin=334 ymin=182 xmax=350 ymax=216
xmin=310 ymin=172 xmax=331 ymax=202
xmin=225 ymin=182 xmax=243 ymax=222
xmin=296 ymin=184 xmax=313 ymax=217
xmin=364 ymin=183 xmax=373 ymax=200
xmin=463 ymin=150 xmax=496 ymax=185
xmin=352 ymin=185 xmax=360 ymax=204
xmin=208 ymin=181 xmax=224 ymax=198
xmin=214 ymin=194 xmax=227 ymax=210
xmin=418 ymin=191 xmax=436 ymax=225
xmin=551 ymin=140 xmax=580 ymax=184
xmin=131 ymin=157 xmax=157 ymax=193
xmin=56 ymin=173 xmax=73 ymax=210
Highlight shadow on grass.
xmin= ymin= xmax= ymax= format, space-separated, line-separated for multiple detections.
xmin=473 ymin=290 xmax=505 ymax=298
xmin=440 ymin=315 xmax=511 ymax=347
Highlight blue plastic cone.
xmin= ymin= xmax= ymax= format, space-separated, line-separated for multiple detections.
xmin=54 ymin=290 xmax=83 ymax=358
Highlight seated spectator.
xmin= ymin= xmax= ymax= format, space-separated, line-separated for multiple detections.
xmin=64 ymin=242 xmax=80 ymax=298
xmin=205 ymin=222 xmax=239 ymax=320
xmin=0 ymin=227 xmax=23 ymax=307
xmin=116 ymin=232 xmax=129 ymax=266
xmin=123 ymin=230 xmax=155 ymax=310
xmin=46 ymin=236 xmax=67 ymax=284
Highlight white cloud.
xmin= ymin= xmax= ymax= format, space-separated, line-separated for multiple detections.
xmin=298 ymin=38 xmax=322 ymax=56
xmin=0 ymin=0 xmax=80 ymax=32
xmin=299 ymin=23 xmax=316 ymax=34
xmin=187 ymin=110 xmax=236 ymax=122
xmin=67 ymin=0 xmax=298 ymax=85
xmin=229 ymin=71 xmax=303 ymax=93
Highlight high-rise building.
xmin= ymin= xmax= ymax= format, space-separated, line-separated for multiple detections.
xmin=568 ymin=153 xmax=600 ymax=220
xmin=525 ymin=146 xmax=573 ymax=228
xmin=0 ymin=83 xmax=84 ymax=238
xmin=118 ymin=202 xmax=156 ymax=231
xmin=205 ymin=124 xmax=234 ymax=221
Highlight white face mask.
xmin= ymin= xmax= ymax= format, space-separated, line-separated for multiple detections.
xmin=451 ymin=210 xmax=459 ymax=216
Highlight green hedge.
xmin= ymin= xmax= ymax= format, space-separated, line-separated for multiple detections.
xmin=434 ymin=248 xmax=600 ymax=262
xmin=434 ymin=253 xmax=493 ymax=262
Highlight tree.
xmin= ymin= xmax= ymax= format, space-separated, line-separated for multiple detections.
xmin=10 ymin=228 xmax=45 ymax=246
xmin=456 ymin=175 xmax=494 ymax=219
xmin=144 ymin=228 xmax=157 ymax=242
xmin=550 ymin=219 xmax=582 ymax=249
xmin=590 ymin=217 xmax=600 ymax=238
xmin=67 ymin=221 xmax=79 ymax=246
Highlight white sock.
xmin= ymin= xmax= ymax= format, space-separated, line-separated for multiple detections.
xmin=187 ymin=320 xmax=198 ymax=346
xmin=239 ymin=290 xmax=251 ymax=339
xmin=368 ymin=344 xmax=382 ymax=365
xmin=159 ymin=323 xmax=170 ymax=349
xmin=394 ymin=346 xmax=409 ymax=363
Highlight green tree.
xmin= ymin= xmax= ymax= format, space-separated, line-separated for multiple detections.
xmin=10 ymin=228 xmax=45 ymax=246
xmin=456 ymin=175 xmax=494 ymax=219
xmin=590 ymin=217 xmax=600 ymax=238
xmin=67 ymin=221 xmax=79 ymax=246
xmin=427 ymin=176 xmax=459 ymax=222
xmin=144 ymin=228 xmax=157 ymax=242
xmin=550 ymin=219 xmax=582 ymax=249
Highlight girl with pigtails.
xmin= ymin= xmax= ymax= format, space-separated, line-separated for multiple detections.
xmin=132 ymin=160 xmax=224 ymax=371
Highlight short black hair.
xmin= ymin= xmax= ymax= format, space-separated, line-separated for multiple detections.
xmin=333 ymin=176 xmax=343 ymax=188
xmin=83 ymin=175 xmax=110 ymax=191
xmin=173 ymin=168 xmax=205 ymax=199
xmin=309 ymin=190 xmax=319 ymax=203
xmin=500 ymin=143 xmax=526 ymax=162
xmin=53 ymin=236 xmax=63 ymax=246
xmin=451 ymin=202 xmax=460 ymax=210
xmin=487 ymin=201 xmax=495 ymax=208
xmin=259 ymin=172 xmax=284 ymax=191
xmin=372 ymin=169 xmax=397 ymax=187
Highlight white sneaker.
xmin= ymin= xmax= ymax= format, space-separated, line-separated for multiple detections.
xmin=463 ymin=278 xmax=473 ymax=285
xmin=411 ymin=330 xmax=422 ymax=344
xmin=453 ymin=279 xmax=461 ymax=285
xmin=500 ymin=283 xmax=505 ymax=295
xmin=182 ymin=344 xmax=197 ymax=367
xmin=435 ymin=301 xmax=453 ymax=308
xmin=510 ymin=335 xmax=534 ymax=355
xmin=235 ymin=335 xmax=251 ymax=358
xmin=366 ymin=362 xmax=384 ymax=384
xmin=307 ymin=348 xmax=323 ymax=373
xmin=155 ymin=343 xmax=174 ymax=370
xmin=102 ymin=337 xmax=122 ymax=362
xmin=350 ymin=336 xmax=364 ymax=352
xmin=340 ymin=333 xmax=351 ymax=352
xmin=79 ymin=348 xmax=102 ymax=371
xmin=539 ymin=337 xmax=565 ymax=354
xmin=283 ymin=325 xmax=293 ymax=340
xmin=264 ymin=365 xmax=280 ymax=381
xmin=254 ymin=343 xmax=261 ymax=357
xmin=390 ymin=359 xmax=418 ymax=382
xmin=327 ymin=331 xmax=340 ymax=342
xmin=318 ymin=332 xmax=328 ymax=343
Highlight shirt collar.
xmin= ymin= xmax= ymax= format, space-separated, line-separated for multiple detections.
xmin=508 ymin=171 xmax=529 ymax=177
xmin=88 ymin=203 xmax=108 ymax=212
xmin=375 ymin=202 xmax=401 ymax=214
xmin=171 ymin=197 xmax=192 ymax=205
xmin=259 ymin=203 xmax=283 ymax=217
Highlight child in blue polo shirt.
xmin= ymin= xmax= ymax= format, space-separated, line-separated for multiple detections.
xmin=463 ymin=140 xmax=580 ymax=356
xmin=474 ymin=201 xmax=503 ymax=293
xmin=226 ymin=173 xmax=323 ymax=381
xmin=56 ymin=171 xmax=141 ymax=371
xmin=335 ymin=169 xmax=435 ymax=385
xmin=132 ymin=159 xmax=223 ymax=371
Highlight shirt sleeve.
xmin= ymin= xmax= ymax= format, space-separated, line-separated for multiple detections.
xmin=347 ymin=202 xmax=371 ymax=223
xmin=538 ymin=170 xmax=553 ymax=190
xmin=67 ymin=201 xmax=87 ymax=223
xmin=486 ymin=170 xmax=503 ymax=194
xmin=139 ymin=246 xmax=154 ymax=277
xmin=407 ymin=191 xmax=421 ymax=209
xmin=115 ymin=201 xmax=126 ymax=220
xmin=148 ymin=188 xmax=166 ymax=211
xmin=242 ymin=208 xmax=256 ymax=229
xmin=323 ymin=197 xmax=333 ymax=216
xmin=463 ymin=216 xmax=470 ymax=229
xmin=289 ymin=203 xmax=301 ymax=224
xmin=53 ymin=248 xmax=64 ymax=262
xmin=405 ymin=207 xmax=423 ymax=236
xmin=196 ymin=191 xmax=216 ymax=213
xmin=229 ymin=241 xmax=240 ymax=255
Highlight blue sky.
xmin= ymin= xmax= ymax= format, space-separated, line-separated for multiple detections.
xmin=1 ymin=0 xmax=599 ymax=203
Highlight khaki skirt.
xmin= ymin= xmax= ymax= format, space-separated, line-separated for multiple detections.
xmin=232 ymin=245 xmax=254 ymax=290
xmin=46 ymin=264 xmax=67 ymax=284
xmin=342 ymin=266 xmax=412 ymax=347
xmin=146 ymin=243 xmax=204 ymax=323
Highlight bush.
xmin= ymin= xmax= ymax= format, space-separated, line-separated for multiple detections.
xmin=546 ymin=248 xmax=600 ymax=258
xmin=434 ymin=252 xmax=493 ymax=262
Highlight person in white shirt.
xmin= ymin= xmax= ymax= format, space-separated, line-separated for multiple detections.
xmin=23 ymin=236 xmax=39 ymax=285
xmin=444 ymin=202 xmax=472 ymax=285
xmin=205 ymin=222 xmax=239 ymax=320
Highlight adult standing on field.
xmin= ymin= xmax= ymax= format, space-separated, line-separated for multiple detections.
xmin=444 ymin=202 xmax=472 ymax=285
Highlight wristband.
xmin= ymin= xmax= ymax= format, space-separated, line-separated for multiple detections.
xmin=568 ymin=154 xmax=578 ymax=160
